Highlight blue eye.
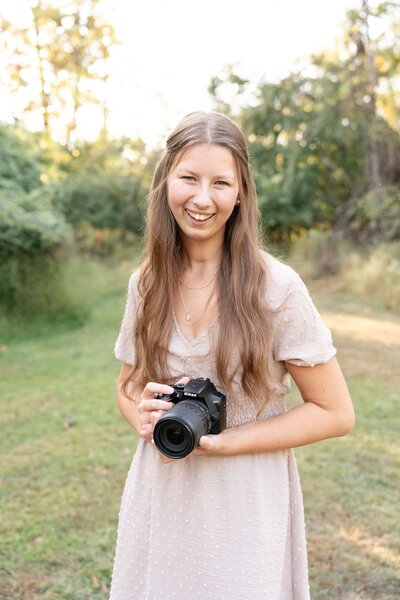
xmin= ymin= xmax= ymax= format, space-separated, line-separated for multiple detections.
xmin=216 ymin=180 xmax=228 ymax=186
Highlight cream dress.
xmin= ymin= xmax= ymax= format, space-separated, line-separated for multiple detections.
xmin=109 ymin=253 xmax=336 ymax=600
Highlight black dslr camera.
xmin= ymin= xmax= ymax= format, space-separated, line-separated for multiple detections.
xmin=153 ymin=378 xmax=226 ymax=459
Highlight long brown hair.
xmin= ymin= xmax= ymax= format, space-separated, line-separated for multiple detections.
xmin=125 ymin=111 xmax=273 ymax=400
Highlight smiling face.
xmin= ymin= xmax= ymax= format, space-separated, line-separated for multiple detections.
xmin=167 ymin=143 xmax=239 ymax=249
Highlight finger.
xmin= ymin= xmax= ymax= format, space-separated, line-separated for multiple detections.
xmin=139 ymin=423 xmax=153 ymax=441
xmin=178 ymin=438 xmax=214 ymax=460
xmin=138 ymin=399 xmax=174 ymax=413
xmin=151 ymin=410 xmax=164 ymax=428
xmin=158 ymin=453 xmax=175 ymax=464
xmin=176 ymin=376 xmax=190 ymax=385
xmin=141 ymin=382 xmax=174 ymax=400
xmin=198 ymin=435 xmax=215 ymax=453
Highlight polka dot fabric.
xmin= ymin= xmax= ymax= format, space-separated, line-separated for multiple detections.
xmin=109 ymin=253 xmax=336 ymax=599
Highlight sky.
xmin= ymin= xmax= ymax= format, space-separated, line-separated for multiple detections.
xmin=0 ymin=0 xmax=362 ymax=147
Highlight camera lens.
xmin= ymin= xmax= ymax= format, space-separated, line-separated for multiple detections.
xmin=160 ymin=423 xmax=187 ymax=451
xmin=166 ymin=424 xmax=185 ymax=445
xmin=153 ymin=400 xmax=211 ymax=459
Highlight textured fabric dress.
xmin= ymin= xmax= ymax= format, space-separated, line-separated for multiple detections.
xmin=109 ymin=253 xmax=336 ymax=600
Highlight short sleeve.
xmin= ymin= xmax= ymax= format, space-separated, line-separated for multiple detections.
xmin=272 ymin=270 xmax=336 ymax=367
xmin=114 ymin=271 xmax=140 ymax=365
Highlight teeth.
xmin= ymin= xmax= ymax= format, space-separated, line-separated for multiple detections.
xmin=186 ymin=209 xmax=214 ymax=221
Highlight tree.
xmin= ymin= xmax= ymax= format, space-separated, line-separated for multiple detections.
xmin=343 ymin=0 xmax=400 ymax=190
xmin=209 ymin=1 xmax=400 ymax=240
xmin=0 ymin=122 xmax=74 ymax=318
xmin=0 ymin=122 xmax=45 ymax=193
xmin=0 ymin=0 xmax=116 ymax=144
xmin=47 ymin=135 xmax=161 ymax=239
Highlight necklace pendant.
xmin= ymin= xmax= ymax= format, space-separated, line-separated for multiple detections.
xmin=186 ymin=314 xmax=191 ymax=321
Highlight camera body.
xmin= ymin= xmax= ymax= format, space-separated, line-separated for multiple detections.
xmin=153 ymin=378 xmax=226 ymax=459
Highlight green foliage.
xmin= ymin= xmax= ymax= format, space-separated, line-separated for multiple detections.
xmin=70 ymin=223 xmax=140 ymax=257
xmin=0 ymin=252 xmax=88 ymax=323
xmin=0 ymin=123 xmax=71 ymax=260
xmin=0 ymin=124 xmax=46 ymax=193
xmin=287 ymin=229 xmax=348 ymax=278
xmin=241 ymin=70 xmax=366 ymax=236
xmin=0 ymin=189 xmax=71 ymax=257
xmin=0 ymin=121 xmax=153 ymax=322
xmin=240 ymin=59 xmax=399 ymax=239
xmin=342 ymin=185 xmax=400 ymax=243
xmin=210 ymin=2 xmax=400 ymax=241
xmin=50 ymin=171 xmax=145 ymax=235
xmin=289 ymin=231 xmax=400 ymax=313
xmin=0 ymin=120 xmax=153 ymax=318
xmin=0 ymin=257 xmax=127 ymax=341
xmin=0 ymin=123 xmax=78 ymax=320
xmin=47 ymin=136 xmax=159 ymax=239
xmin=341 ymin=242 xmax=400 ymax=312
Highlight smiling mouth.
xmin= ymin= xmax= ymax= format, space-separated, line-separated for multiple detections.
xmin=185 ymin=209 xmax=215 ymax=222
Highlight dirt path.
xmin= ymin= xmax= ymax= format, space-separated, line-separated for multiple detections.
xmin=323 ymin=311 xmax=400 ymax=384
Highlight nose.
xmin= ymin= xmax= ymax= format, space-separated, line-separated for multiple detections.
xmin=193 ymin=184 xmax=212 ymax=209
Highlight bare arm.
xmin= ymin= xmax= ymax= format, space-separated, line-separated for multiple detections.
xmin=116 ymin=363 xmax=141 ymax=432
xmin=197 ymin=356 xmax=355 ymax=457
xmin=116 ymin=358 xmax=354 ymax=461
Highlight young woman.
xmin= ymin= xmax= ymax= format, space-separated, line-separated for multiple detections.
xmin=109 ymin=111 xmax=355 ymax=600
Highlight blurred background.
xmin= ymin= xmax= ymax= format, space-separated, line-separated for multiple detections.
xmin=0 ymin=1 xmax=399 ymax=599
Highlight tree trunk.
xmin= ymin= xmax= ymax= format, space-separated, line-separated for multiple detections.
xmin=361 ymin=0 xmax=381 ymax=190
xmin=31 ymin=4 xmax=50 ymax=132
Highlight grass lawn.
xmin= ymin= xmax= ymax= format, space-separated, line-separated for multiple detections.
xmin=295 ymin=278 xmax=400 ymax=599
xmin=0 ymin=259 xmax=399 ymax=599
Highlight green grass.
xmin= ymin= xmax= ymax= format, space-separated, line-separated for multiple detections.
xmin=294 ymin=280 xmax=400 ymax=599
xmin=297 ymin=384 xmax=399 ymax=599
xmin=0 ymin=258 xmax=138 ymax=599
xmin=1 ymin=259 xmax=399 ymax=599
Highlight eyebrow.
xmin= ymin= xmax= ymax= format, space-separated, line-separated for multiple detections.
xmin=176 ymin=168 xmax=235 ymax=181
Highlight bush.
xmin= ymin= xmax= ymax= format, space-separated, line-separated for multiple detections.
xmin=72 ymin=222 xmax=140 ymax=256
xmin=287 ymin=229 xmax=351 ymax=279
xmin=50 ymin=170 xmax=145 ymax=236
xmin=0 ymin=252 xmax=85 ymax=320
xmin=0 ymin=188 xmax=85 ymax=320
xmin=341 ymin=185 xmax=400 ymax=244
xmin=0 ymin=256 xmax=109 ymax=342
xmin=289 ymin=231 xmax=400 ymax=313
xmin=0 ymin=122 xmax=146 ymax=325
xmin=0 ymin=124 xmax=45 ymax=193
xmin=0 ymin=189 xmax=71 ymax=257
xmin=341 ymin=243 xmax=400 ymax=312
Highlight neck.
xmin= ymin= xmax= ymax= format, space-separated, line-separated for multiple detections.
xmin=180 ymin=238 xmax=223 ymax=276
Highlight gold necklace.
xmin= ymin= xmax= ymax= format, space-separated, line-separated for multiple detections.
xmin=177 ymin=280 xmax=215 ymax=323
xmin=178 ymin=273 xmax=217 ymax=290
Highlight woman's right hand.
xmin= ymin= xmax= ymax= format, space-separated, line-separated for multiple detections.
xmin=137 ymin=382 xmax=175 ymax=441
